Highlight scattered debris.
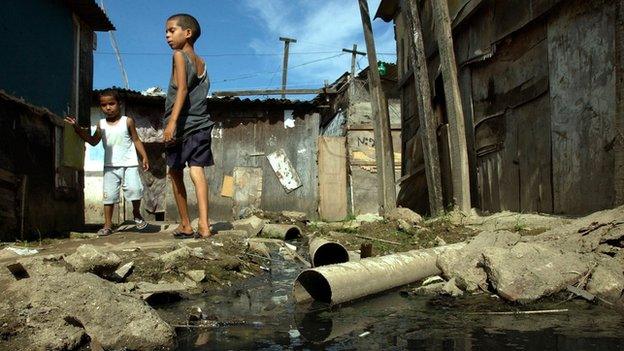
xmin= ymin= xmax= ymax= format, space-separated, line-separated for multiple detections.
xmin=111 ymin=261 xmax=134 ymax=282
xmin=3 ymin=247 xmax=39 ymax=256
xmin=281 ymin=211 xmax=308 ymax=222
xmin=64 ymin=244 xmax=121 ymax=277
xmin=354 ymin=234 xmax=400 ymax=245
xmin=566 ymin=285 xmax=595 ymax=301
xmin=231 ymin=215 xmax=265 ymax=237
xmin=185 ymin=270 xmax=206 ymax=283
xmin=385 ymin=207 xmax=423 ymax=224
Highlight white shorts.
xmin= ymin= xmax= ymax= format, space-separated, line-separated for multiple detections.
xmin=103 ymin=166 xmax=143 ymax=205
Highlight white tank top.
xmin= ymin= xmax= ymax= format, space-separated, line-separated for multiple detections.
xmin=99 ymin=116 xmax=139 ymax=167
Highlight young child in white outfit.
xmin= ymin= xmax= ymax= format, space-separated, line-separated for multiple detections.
xmin=65 ymin=89 xmax=150 ymax=236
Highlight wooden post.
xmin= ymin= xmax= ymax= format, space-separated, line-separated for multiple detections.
xmin=431 ymin=0 xmax=471 ymax=212
xmin=405 ymin=0 xmax=444 ymax=215
xmin=357 ymin=0 xmax=397 ymax=213
xmin=279 ymin=37 xmax=297 ymax=99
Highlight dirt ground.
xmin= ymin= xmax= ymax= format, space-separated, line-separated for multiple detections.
xmin=1 ymin=207 xmax=622 ymax=350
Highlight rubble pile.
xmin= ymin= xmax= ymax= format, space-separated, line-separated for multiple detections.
xmin=410 ymin=206 xmax=624 ymax=304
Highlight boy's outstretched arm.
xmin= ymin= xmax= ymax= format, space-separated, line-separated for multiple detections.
xmin=127 ymin=117 xmax=150 ymax=171
xmin=64 ymin=116 xmax=101 ymax=146
xmin=163 ymin=50 xmax=188 ymax=143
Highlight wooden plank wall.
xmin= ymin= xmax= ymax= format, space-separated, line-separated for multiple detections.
xmin=396 ymin=0 xmax=619 ymax=215
xmin=548 ymin=0 xmax=617 ymax=214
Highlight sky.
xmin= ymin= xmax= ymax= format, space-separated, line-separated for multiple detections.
xmin=94 ymin=0 xmax=396 ymax=99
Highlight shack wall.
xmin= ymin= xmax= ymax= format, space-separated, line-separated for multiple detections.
xmin=165 ymin=109 xmax=320 ymax=221
xmin=0 ymin=95 xmax=84 ymax=241
xmin=390 ymin=0 xmax=622 ymax=215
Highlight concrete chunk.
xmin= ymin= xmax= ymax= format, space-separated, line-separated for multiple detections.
xmin=64 ymin=244 xmax=121 ymax=277
xmin=437 ymin=230 xmax=520 ymax=292
xmin=586 ymin=257 xmax=624 ymax=301
xmin=231 ymin=215 xmax=265 ymax=237
xmin=385 ymin=207 xmax=423 ymax=224
xmin=482 ymin=242 xmax=590 ymax=303
xmin=186 ymin=270 xmax=206 ymax=283
xmin=112 ymin=261 xmax=134 ymax=282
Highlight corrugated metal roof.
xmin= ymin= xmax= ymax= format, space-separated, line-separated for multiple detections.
xmin=375 ymin=0 xmax=400 ymax=22
xmin=63 ymin=0 xmax=115 ymax=31
xmin=92 ymin=88 xmax=316 ymax=109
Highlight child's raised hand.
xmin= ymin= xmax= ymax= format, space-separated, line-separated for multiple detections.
xmin=64 ymin=116 xmax=77 ymax=125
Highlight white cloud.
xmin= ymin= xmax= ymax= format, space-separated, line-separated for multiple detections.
xmin=243 ymin=0 xmax=396 ymax=88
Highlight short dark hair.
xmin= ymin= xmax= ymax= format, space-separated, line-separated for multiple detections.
xmin=99 ymin=88 xmax=121 ymax=103
xmin=168 ymin=13 xmax=201 ymax=44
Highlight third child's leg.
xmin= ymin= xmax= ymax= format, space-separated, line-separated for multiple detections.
xmin=169 ymin=168 xmax=193 ymax=233
xmin=189 ymin=166 xmax=210 ymax=237
xmin=104 ymin=204 xmax=114 ymax=229
xmin=131 ymin=200 xmax=142 ymax=220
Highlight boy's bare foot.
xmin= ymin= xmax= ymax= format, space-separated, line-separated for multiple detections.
xmin=172 ymin=224 xmax=195 ymax=237
xmin=196 ymin=222 xmax=212 ymax=238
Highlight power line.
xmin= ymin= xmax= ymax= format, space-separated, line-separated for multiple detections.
xmin=210 ymin=53 xmax=347 ymax=83
xmin=94 ymin=51 xmax=397 ymax=57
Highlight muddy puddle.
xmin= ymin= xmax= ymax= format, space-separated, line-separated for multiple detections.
xmin=156 ymin=244 xmax=624 ymax=350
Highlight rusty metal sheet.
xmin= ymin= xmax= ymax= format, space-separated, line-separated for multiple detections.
xmin=266 ymin=149 xmax=302 ymax=193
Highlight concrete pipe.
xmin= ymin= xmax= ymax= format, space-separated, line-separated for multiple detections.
xmin=293 ymin=243 xmax=465 ymax=305
xmin=309 ymin=237 xmax=350 ymax=267
xmin=260 ymin=224 xmax=302 ymax=240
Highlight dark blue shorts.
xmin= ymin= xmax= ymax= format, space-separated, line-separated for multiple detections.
xmin=166 ymin=127 xmax=214 ymax=170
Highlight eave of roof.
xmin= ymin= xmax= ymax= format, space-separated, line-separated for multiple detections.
xmin=63 ymin=0 xmax=115 ymax=31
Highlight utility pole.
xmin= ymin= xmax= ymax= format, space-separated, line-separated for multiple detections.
xmin=431 ymin=0 xmax=471 ymax=212
xmin=342 ymin=44 xmax=366 ymax=98
xmin=100 ymin=0 xmax=129 ymax=89
xmin=405 ymin=0 xmax=444 ymax=215
xmin=342 ymin=44 xmax=366 ymax=81
xmin=357 ymin=0 xmax=397 ymax=213
xmin=279 ymin=37 xmax=297 ymax=99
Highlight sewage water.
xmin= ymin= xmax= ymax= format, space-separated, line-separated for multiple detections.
xmin=158 ymin=249 xmax=624 ymax=350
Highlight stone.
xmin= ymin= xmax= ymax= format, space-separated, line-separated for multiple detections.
xmin=397 ymin=219 xmax=413 ymax=231
xmin=410 ymin=278 xmax=463 ymax=297
xmin=231 ymin=215 xmax=265 ymax=237
xmin=218 ymin=230 xmax=249 ymax=237
xmin=385 ymin=207 xmax=423 ymax=224
xmin=586 ymin=257 xmax=624 ymax=301
xmin=111 ymin=261 xmax=134 ymax=282
xmin=281 ymin=211 xmax=308 ymax=222
xmin=482 ymin=242 xmax=590 ymax=303
xmin=437 ymin=230 xmax=520 ymax=292
xmin=355 ymin=213 xmax=383 ymax=223
xmin=186 ymin=270 xmax=206 ymax=283
xmin=6 ymin=271 xmax=175 ymax=350
xmin=158 ymin=246 xmax=193 ymax=267
xmin=247 ymin=240 xmax=271 ymax=258
xmin=64 ymin=244 xmax=121 ymax=277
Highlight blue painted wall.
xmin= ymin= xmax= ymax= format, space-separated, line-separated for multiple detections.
xmin=0 ymin=0 xmax=74 ymax=115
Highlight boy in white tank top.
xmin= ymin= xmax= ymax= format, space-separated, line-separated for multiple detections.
xmin=64 ymin=89 xmax=150 ymax=236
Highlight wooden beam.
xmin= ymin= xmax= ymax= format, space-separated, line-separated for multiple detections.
xmin=357 ymin=0 xmax=397 ymax=213
xmin=431 ymin=0 xmax=472 ymax=212
xmin=405 ymin=0 xmax=444 ymax=215
xmin=212 ymin=88 xmax=336 ymax=97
